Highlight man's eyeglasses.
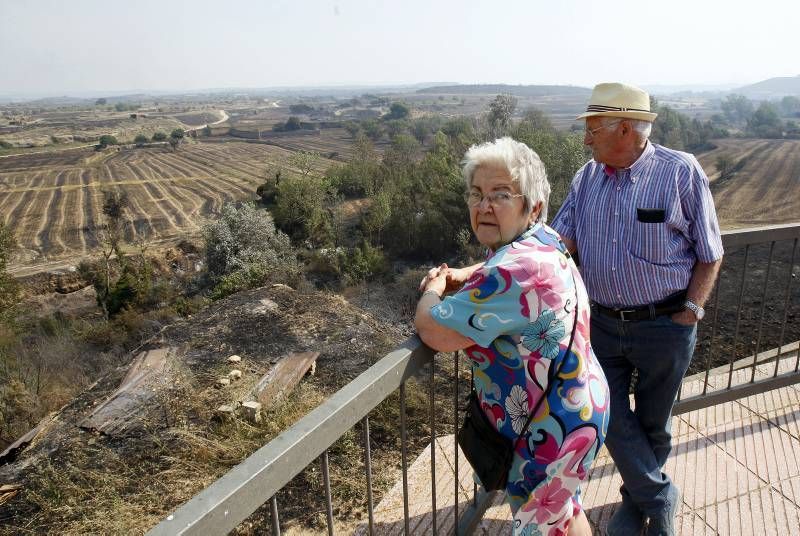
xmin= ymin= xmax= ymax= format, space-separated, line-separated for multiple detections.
xmin=464 ymin=190 xmax=524 ymax=207
xmin=585 ymin=120 xmax=621 ymax=138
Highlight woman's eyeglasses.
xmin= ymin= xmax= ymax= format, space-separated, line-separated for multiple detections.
xmin=464 ymin=191 xmax=524 ymax=207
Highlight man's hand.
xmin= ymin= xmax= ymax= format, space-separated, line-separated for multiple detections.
xmin=670 ymin=309 xmax=698 ymax=326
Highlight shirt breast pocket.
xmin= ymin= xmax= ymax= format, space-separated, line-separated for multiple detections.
xmin=628 ymin=208 xmax=673 ymax=264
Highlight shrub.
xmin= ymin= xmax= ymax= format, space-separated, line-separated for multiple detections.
xmin=203 ymin=203 xmax=301 ymax=294
xmin=151 ymin=131 xmax=167 ymax=142
xmin=134 ymin=134 xmax=149 ymax=146
xmin=341 ymin=242 xmax=387 ymax=285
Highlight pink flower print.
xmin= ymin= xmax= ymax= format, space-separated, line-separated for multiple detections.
xmin=523 ymin=477 xmax=573 ymax=525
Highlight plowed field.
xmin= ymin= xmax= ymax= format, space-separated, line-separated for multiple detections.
xmin=697 ymin=138 xmax=800 ymax=229
xmin=0 ymin=141 xmax=336 ymax=274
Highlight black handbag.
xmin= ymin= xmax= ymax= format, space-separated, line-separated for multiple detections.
xmin=457 ymin=289 xmax=579 ymax=492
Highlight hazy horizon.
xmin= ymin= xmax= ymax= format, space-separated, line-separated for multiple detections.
xmin=2 ymin=0 xmax=799 ymax=98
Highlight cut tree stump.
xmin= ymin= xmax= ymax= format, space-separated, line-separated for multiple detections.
xmin=251 ymin=351 xmax=320 ymax=410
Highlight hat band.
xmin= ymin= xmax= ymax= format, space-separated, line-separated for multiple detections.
xmin=586 ymin=104 xmax=651 ymax=113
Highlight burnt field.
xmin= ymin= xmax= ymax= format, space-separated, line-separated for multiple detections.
xmin=692 ymin=238 xmax=799 ymax=376
xmin=698 ymin=138 xmax=800 ymax=229
xmin=0 ymin=141 xmax=337 ymax=273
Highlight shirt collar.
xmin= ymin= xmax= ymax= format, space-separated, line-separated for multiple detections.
xmin=600 ymin=140 xmax=654 ymax=183
xmin=484 ymin=223 xmax=540 ymax=260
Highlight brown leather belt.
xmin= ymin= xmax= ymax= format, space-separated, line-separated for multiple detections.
xmin=592 ymin=291 xmax=686 ymax=322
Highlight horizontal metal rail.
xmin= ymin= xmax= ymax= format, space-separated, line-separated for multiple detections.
xmin=148 ymin=337 xmax=435 ymax=536
xmin=720 ymin=222 xmax=800 ymax=248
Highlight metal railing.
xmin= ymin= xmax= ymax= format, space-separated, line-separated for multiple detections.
xmin=148 ymin=223 xmax=800 ymax=536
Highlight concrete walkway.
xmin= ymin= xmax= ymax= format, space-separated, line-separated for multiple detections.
xmin=355 ymin=360 xmax=800 ymax=535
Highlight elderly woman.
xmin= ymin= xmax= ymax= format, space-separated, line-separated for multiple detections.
xmin=415 ymin=137 xmax=609 ymax=536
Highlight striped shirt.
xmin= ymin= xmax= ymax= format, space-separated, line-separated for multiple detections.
xmin=551 ymin=141 xmax=723 ymax=308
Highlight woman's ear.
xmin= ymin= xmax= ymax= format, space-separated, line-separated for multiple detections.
xmin=528 ymin=201 xmax=543 ymax=223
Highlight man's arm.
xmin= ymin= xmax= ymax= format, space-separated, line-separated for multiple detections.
xmin=561 ymin=237 xmax=577 ymax=255
xmin=671 ymin=259 xmax=722 ymax=325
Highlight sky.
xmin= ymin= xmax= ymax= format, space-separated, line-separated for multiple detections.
xmin=1 ymin=0 xmax=798 ymax=97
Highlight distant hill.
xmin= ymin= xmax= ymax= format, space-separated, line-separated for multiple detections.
xmin=416 ymin=84 xmax=591 ymax=97
xmin=734 ymin=75 xmax=800 ymax=98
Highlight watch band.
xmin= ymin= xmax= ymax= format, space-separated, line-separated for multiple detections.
xmin=684 ymin=299 xmax=705 ymax=320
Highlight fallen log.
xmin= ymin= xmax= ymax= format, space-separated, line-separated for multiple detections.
xmin=251 ymin=351 xmax=320 ymax=410
xmin=79 ymin=347 xmax=176 ymax=436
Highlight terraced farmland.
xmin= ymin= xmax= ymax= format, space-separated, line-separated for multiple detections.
xmin=697 ymin=138 xmax=800 ymax=228
xmin=260 ymin=128 xmax=387 ymax=160
xmin=0 ymin=141 xmax=337 ymax=274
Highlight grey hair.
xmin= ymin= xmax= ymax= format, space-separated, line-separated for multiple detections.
xmin=461 ymin=137 xmax=550 ymax=222
xmin=599 ymin=116 xmax=652 ymax=140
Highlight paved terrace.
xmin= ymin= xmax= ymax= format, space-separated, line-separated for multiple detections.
xmin=357 ymin=357 xmax=800 ymax=535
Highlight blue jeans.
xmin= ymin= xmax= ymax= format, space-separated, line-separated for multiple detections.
xmin=590 ymin=311 xmax=696 ymax=516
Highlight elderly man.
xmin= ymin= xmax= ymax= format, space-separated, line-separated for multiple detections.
xmin=551 ymin=83 xmax=723 ymax=536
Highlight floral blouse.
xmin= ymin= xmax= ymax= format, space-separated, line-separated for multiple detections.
xmin=430 ymin=223 xmax=610 ymax=536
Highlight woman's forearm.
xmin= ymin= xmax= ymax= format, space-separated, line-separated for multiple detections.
xmin=414 ymin=292 xmax=474 ymax=352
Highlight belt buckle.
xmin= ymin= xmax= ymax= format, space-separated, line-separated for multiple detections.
xmin=619 ymin=309 xmax=636 ymax=322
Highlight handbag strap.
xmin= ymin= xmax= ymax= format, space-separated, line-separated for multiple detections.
xmin=511 ymin=288 xmax=578 ymax=448
xmin=470 ymin=245 xmax=581 ymax=448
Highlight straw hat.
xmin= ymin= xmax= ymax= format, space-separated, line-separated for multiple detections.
xmin=577 ymin=82 xmax=658 ymax=122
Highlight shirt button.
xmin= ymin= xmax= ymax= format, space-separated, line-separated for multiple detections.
xmin=612 ymin=238 xmax=617 ymax=243
xmin=614 ymin=212 xmax=619 ymax=216
xmin=616 ymin=186 xmax=621 ymax=191
xmin=612 ymin=266 xmax=616 ymax=271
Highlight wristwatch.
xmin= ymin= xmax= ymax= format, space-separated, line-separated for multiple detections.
xmin=684 ymin=300 xmax=705 ymax=320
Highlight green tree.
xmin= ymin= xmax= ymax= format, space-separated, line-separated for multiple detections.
xmin=780 ymin=96 xmax=800 ymax=117
xmin=134 ymin=134 xmax=149 ymax=146
xmin=284 ymin=116 xmax=302 ymax=131
xmin=151 ymin=131 xmax=167 ymax=142
xmin=362 ymin=119 xmax=385 ymax=141
xmin=287 ymin=150 xmax=320 ymax=177
xmin=720 ymin=94 xmax=754 ymax=125
xmin=343 ymin=121 xmax=361 ymax=138
xmin=487 ymin=94 xmax=517 ymax=138
xmin=95 ymin=97 xmax=107 ymax=105
xmin=747 ymin=102 xmax=783 ymax=138
xmin=273 ymin=174 xmax=332 ymax=243
xmin=386 ymin=102 xmax=410 ymax=120
xmin=96 ymin=134 xmax=118 ymax=149
xmin=170 ymin=128 xmax=185 ymax=139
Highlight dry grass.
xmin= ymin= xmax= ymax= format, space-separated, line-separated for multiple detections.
xmin=1 ymin=354 xmax=466 ymax=535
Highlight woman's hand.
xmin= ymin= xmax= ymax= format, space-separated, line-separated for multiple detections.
xmin=418 ymin=263 xmax=449 ymax=293
xmin=418 ymin=263 xmax=482 ymax=294
xmin=421 ymin=264 xmax=448 ymax=297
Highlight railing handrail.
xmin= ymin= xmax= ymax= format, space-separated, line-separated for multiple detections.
xmin=148 ymin=337 xmax=435 ymax=536
xmin=721 ymin=222 xmax=800 ymax=248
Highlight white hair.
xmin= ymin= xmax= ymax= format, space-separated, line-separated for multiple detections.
xmin=461 ymin=137 xmax=550 ymax=222
xmin=599 ymin=116 xmax=652 ymax=139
